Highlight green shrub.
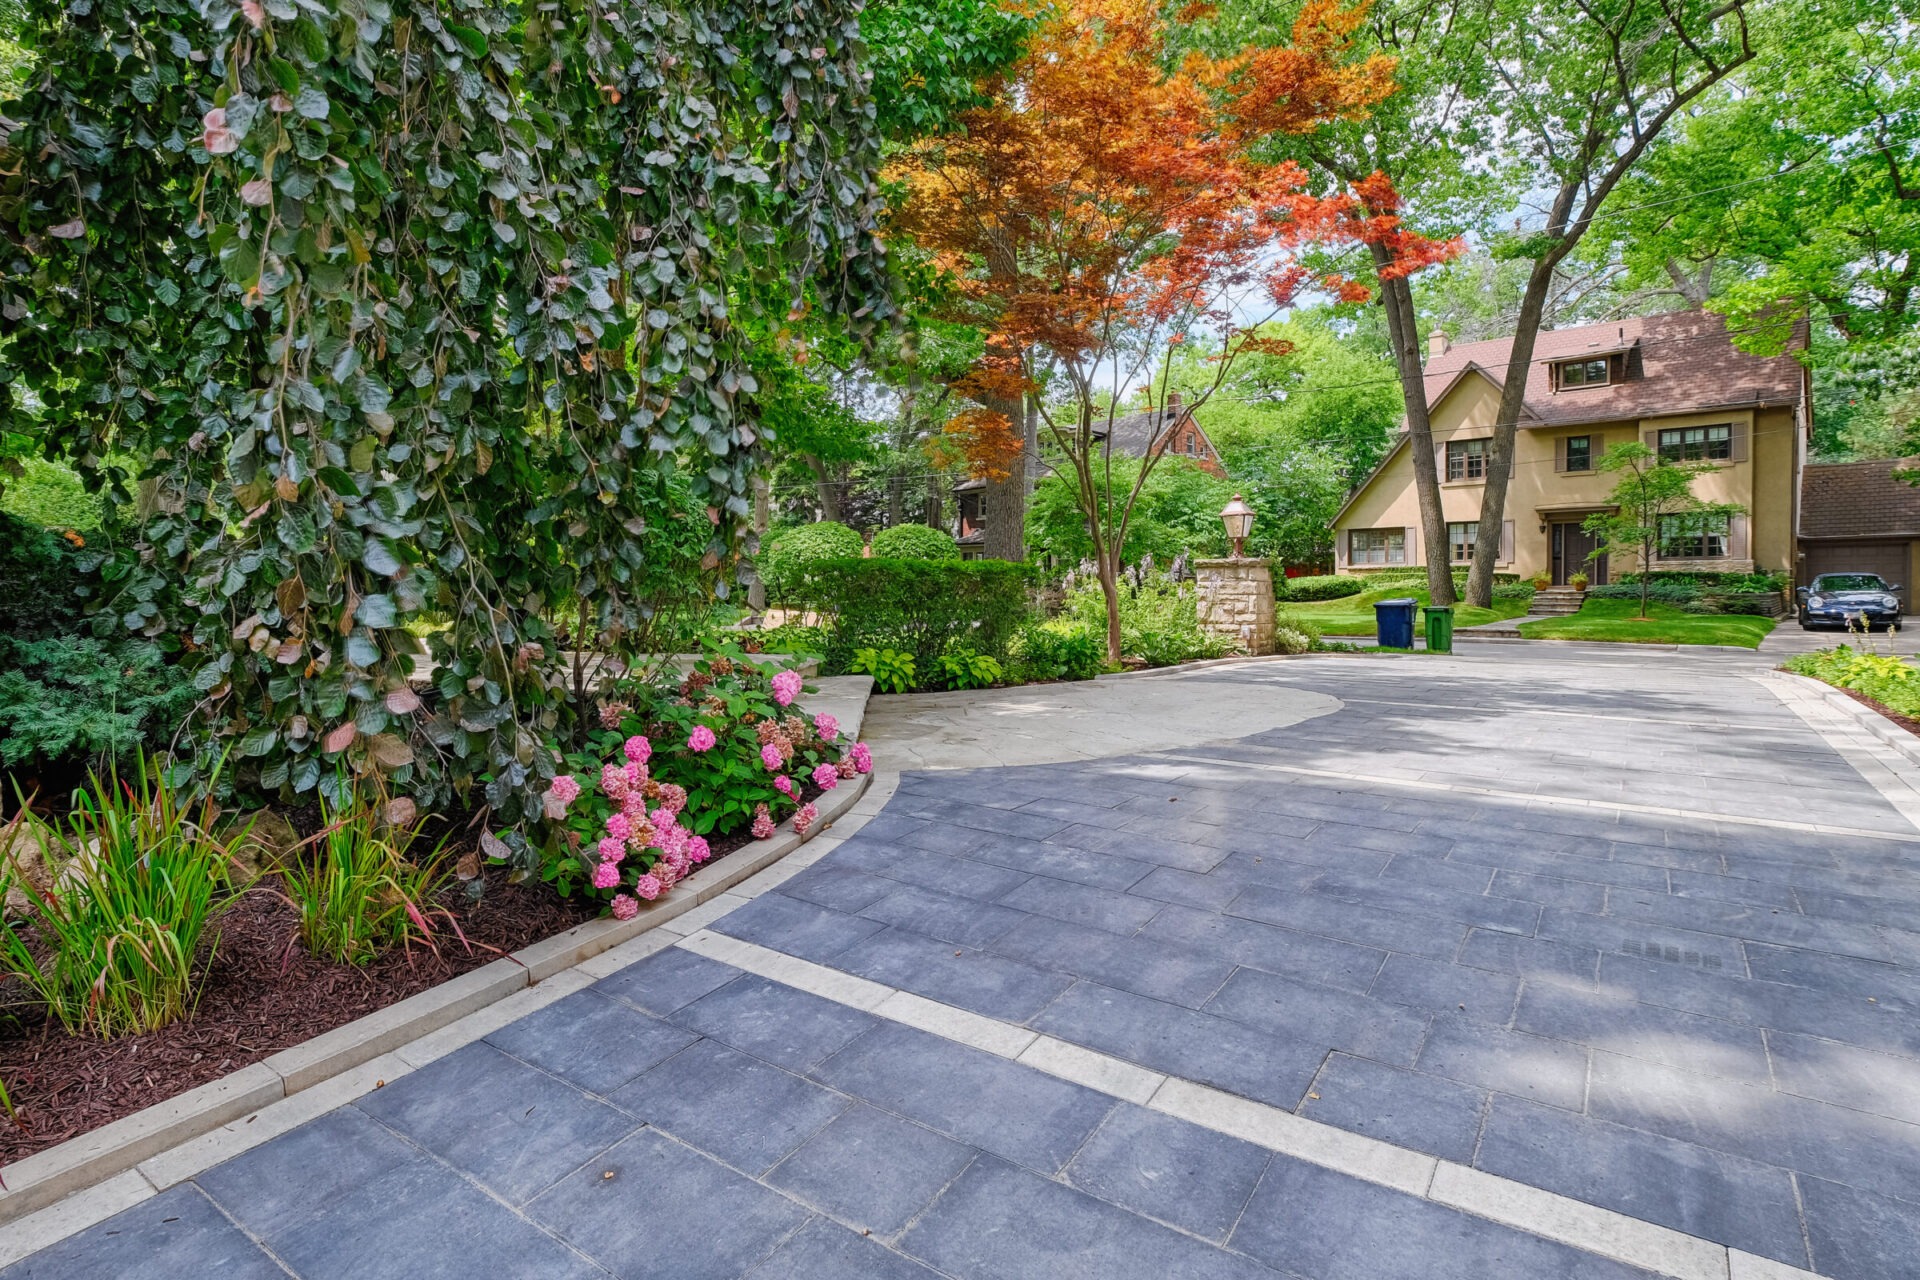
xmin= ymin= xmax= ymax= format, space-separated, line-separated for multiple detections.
xmin=751 ymin=622 xmax=828 ymax=656
xmin=1065 ymin=573 xmax=1233 ymax=666
xmin=0 ymin=760 xmax=237 ymax=1038
xmin=1492 ymin=581 xmax=1538 ymax=602
xmin=1011 ymin=621 xmax=1105 ymax=682
xmin=1275 ymin=573 xmax=1366 ymax=602
xmin=1784 ymin=648 xmax=1920 ymax=718
xmin=759 ymin=522 xmax=864 ymax=602
xmin=852 ymin=647 xmax=918 ymax=695
xmin=0 ymin=458 xmax=107 ymax=532
xmin=1586 ymin=581 xmax=1703 ymax=604
xmin=1624 ymin=569 xmax=1788 ymax=593
xmin=0 ymin=634 xmax=198 ymax=773
xmin=936 ymin=650 xmax=1003 ymax=690
xmin=282 ymin=791 xmax=450 ymax=966
xmin=804 ymin=558 xmax=1032 ymax=679
xmin=869 ymin=523 xmax=960 ymax=561
xmin=0 ymin=512 xmax=93 ymax=639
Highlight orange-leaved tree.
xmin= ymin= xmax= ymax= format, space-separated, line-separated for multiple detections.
xmin=891 ymin=0 xmax=1460 ymax=663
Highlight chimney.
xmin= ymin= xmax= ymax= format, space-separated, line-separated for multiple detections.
xmin=1429 ymin=329 xmax=1451 ymax=359
xmin=1167 ymin=390 xmax=1183 ymax=417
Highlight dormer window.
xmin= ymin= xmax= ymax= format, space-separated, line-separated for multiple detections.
xmin=1558 ymin=358 xmax=1610 ymax=389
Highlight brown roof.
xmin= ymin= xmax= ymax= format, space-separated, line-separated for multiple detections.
xmin=1801 ymin=460 xmax=1920 ymax=539
xmin=1425 ymin=310 xmax=1805 ymax=428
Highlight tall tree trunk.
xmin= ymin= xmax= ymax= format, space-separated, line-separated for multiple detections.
xmin=803 ymin=454 xmax=842 ymax=523
xmin=924 ymin=473 xmax=943 ymax=528
xmin=1098 ymin=548 xmax=1124 ymax=665
xmin=979 ymin=384 xmax=1027 ymax=561
xmin=1374 ymin=262 xmax=1455 ymax=607
xmin=747 ymin=474 xmax=770 ymax=613
xmin=1466 ymin=258 xmax=1557 ymax=607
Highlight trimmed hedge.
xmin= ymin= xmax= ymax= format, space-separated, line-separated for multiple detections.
xmin=870 ymin=523 xmax=960 ymax=561
xmin=1275 ymin=573 xmax=1366 ymax=602
xmin=759 ymin=522 xmax=863 ymax=602
xmin=801 ymin=557 xmax=1033 ymax=677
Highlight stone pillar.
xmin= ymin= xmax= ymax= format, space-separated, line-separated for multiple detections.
xmin=1194 ymin=558 xmax=1276 ymax=655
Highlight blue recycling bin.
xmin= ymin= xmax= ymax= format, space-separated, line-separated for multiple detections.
xmin=1374 ymin=597 xmax=1419 ymax=649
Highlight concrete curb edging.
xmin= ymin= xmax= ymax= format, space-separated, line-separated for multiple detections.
xmin=1772 ymin=668 xmax=1920 ymax=772
xmin=0 ymin=762 xmax=876 ymax=1228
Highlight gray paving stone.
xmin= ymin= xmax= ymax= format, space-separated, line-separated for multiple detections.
xmin=1666 ymin=869 xmax=1800 ymax=912
xmin=831 ymin=926 xmax=1074 ymax=1022
xmin=1767 ymin=1030 xmax=1920 ymax=1126
xmin=998 ymin=875 xmax=1163 ymax=936
xmin=358 ymin=1042 xmax=639 ymax=1203
xmin=858 ymin=882 xmax=1029 ymax=949
xmin=1204 ymin=966 xmax=1429 ymax=1067
xmin=897 ymin=821 xmax=998 ymax=856
xmin=1138 ymin=903 xmax=1387 ymax=995
xmin=1062 ymin=1104 xmax=1271 ymax=1242
xmin=528 ymin=1127 xmax=811 ymax=1280
xmin=1013 ymin=795 xmax=1140 ymax=830
xmin=1447 ymin=841 xmax=1670 ymax=891
xmin=614 ymin=1039 xmax=849 ymax=1175
xmin=485 ymin=990 xmax=699 ymax=1095
xmin=1475 ymin=1095 xmax=1810 ymax=1269
xmin=0 ymin=1185 xmax=285 ymax=1280
xmin=1603 ymin=838 xmax=1727 ymax=875
xmin=1298 ymin=1052 xmax=1486 ymax=1162
xmin=1801 ymin=1174 xmax=1920 ymax=1280
xmin=1743 ymin=942 xmax=1920 ymax=1015
xmin=669 ymin=973 xmax=879 ymax=1072
xmin=776 ymin=865 xmax=901 ymax=913
xmin=868 ymin=847 xmax=1036 ymax=902
xmin=591 ymin=945 xmax=741 ymax=1016
xmin=896 ymin=795 xmax=1070 ymax=840
xmin=746 ymin=1217 xmax=945 ymax=1280
xmin=1199 ymin=832 xmax=1391 ymax=875
xmin=1457 ymin=927 xmax=1601 ymax=985
xmin=765 ymin=1104 xmax=975 ymax=1236
xmin=900 ymin=1156 xmax=1277 ymax=1280
xmin=710 ymin=892 xmax=888 ymax=964
xmin=1031 ymin=981 xmax=1324 ymax=1109
xmin=987 ymin=911 xmax=1235 ymax=1008
xmin=1490 ymin=869 xmax=1608 ymax=913
xmin=1513 ymin=981 xmax=1772 ymax=1085
xmin=1227 ymin=883 xmax=1471 ymax=961
xmin=1230 ymin=1156 xmax=1657 ymax=1280
xmin=197 ymin=1104 xmax=419 ymax=1237
xmin=1609 ymin=890 xmax=1897 ymax=963
xmin=810 ymin=1023 xmax=1114 ymax=1174
xmin=956 ymin=834 xmax=1157 ymax=891
xmin=1382 ymin=852 xmax=1499 ymax=897
xmin=1415 ymin=1014 xmax=1590 ymax=1110
xmin=1536 ymin=906 xmax=1747 ymax=973
xmin=1367 ymin=951 xmax=1521 ymax=1024
xmin=1304 ymin=821 xmax=1456 ymax=858
xmin=1046 ymin=822 xmax=1229 ymax=872
xmin=273 ymin=1152 xmax=606 ymax=1280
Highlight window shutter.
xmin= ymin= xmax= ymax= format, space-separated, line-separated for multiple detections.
xmin=1335 ymin=529 xmax=1349 ymax=568
xmin=1404 ymin=525 xmax=1419 ymax=565
xmin=1728 ymin=513 xmax=1749 ymax=560
xmin=1730 ymin=421 xmax=1748 ymax=463
xmin=1499 ymin=520 xmax=1515 ymax=564
xmin=1554 ymin=437 xmax=1567 ymax=472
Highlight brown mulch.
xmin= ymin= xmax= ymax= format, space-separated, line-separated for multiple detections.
xmin=0 ymin=813 xmax=781 ymax=1168
xmin=1839 ymin=686 xmax=1920 ymax=739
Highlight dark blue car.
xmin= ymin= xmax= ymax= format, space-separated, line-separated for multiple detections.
xmin=1797 ymin=573 xmax=1904 ymax=631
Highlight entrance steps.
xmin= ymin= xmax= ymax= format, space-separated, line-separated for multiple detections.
xmin=1528 ymin=586 xmax=1588 ymax=616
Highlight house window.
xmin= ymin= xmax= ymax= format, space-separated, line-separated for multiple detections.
xmin=1657 ymin=424 xmax=1732 ymax=462
xmin=1446 ymin=438 xmax=1488 ymax=481
xmin=1564 ymin=435 xmax=1593 ymax=472
xmin=1186 ymin=434 xmax=1197 ymax=455
xmin=1658 ymin=513 xmax=1729 ymax=559
xmin=1447 ymin=521 xmax=1478 ymax=563
xmin=1351 ymin=528 xmax=1406 ymax=566
xmin=1559 ymin=358 xmax=1610 ymax=388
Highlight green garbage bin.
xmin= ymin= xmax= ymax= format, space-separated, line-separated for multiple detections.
xmin=1423 ymin=604 xmax=1454 ymax=654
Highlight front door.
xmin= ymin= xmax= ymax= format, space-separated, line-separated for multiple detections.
xmin=1551 ymin=522 xmax=1608 ymax=585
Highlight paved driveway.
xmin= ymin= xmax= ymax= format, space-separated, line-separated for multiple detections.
xmin=13 ymin=648 xmax=1920 ymax=1280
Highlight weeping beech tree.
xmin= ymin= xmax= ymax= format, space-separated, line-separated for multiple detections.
xmin=0 ymin=0 xmax=894 ymax=866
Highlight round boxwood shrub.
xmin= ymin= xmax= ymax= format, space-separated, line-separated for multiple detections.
xmin=870 ymin=523 xmax=960 ymax=562
xmin=759 ymin=522 xmax=864 ymax=603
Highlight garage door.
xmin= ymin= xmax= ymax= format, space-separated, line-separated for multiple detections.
xmin=1804 ymin=541 xmax=1911 ymax=611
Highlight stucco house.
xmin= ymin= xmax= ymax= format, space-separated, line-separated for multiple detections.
xmin=1330 ymin=311 xmax=1809 ymax=584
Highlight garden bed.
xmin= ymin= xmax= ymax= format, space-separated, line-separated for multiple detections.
xmin=0 ymin=813 xmax=787 ymax=1166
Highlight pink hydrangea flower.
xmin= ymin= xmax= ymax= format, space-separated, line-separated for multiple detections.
xmin=634 ymin=873 xmax=664 ymax=901
xmin=655 ymin=859 xmax=681 ymax=889
xmin=591 ymin=860 xmax=621 ymax=889
xmin=772 ymin=669 xmax=803 ymax=707
xmin=601 ymin=763 xmax=629 ymax=798
xmin=611 ymin=895 xmax=639 ymax=920
xmin=792 ymin=802 xmax=819 ymax=837
xmin=812 ymin=763 xmax=839 ymax=792
xmin=813 ymin=713 xmax=839 ymax=742
xmin=761 ymin=742 xmax=783 ymax=771
xmin=547 ymin=775 xmax=581 ymax=805
xmin=850 ymin=742 xmax=873 ymax=774
xmin=687 ymin=835 xmax=712 ymax=863
xmin=687 ymin=725 xmax=717 ymax=752
xmin=774 ymin=774 xmax=795 ymax=798
xmin=651 ymin=808 xmax=677 ymax=836
xmin=596 ymin=836 xmax=626 ymax=864
xmin=605 ymin=813 xmax=631 ymax=840
xmin=624 ymin=760 xmax=644 ymax=786
xmin=624 ymin=735 xmax=652 ymax=765
xmin=836 ymin=759 xmax=856 ymax=780
xmin=658 ymin=783 xmax=688 ymax=815
xmin=751 ymin=805 xmax=776 ymax=840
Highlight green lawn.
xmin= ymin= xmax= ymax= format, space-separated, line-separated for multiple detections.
xmin=1517 ymin=598 xmax=1776 ymax=648
xmin=1283 ymin=583 xmax=1528 ymax=636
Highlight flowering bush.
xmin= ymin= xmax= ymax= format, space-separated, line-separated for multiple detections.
xmin=534 ymin=733 xmax=715 ymax=903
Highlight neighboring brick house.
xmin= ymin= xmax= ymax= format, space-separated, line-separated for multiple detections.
xmin=1331 ymin=310 xmax=1810 ymax=584
xmin=1799 ymin=460 xmax=1920 ymax=610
